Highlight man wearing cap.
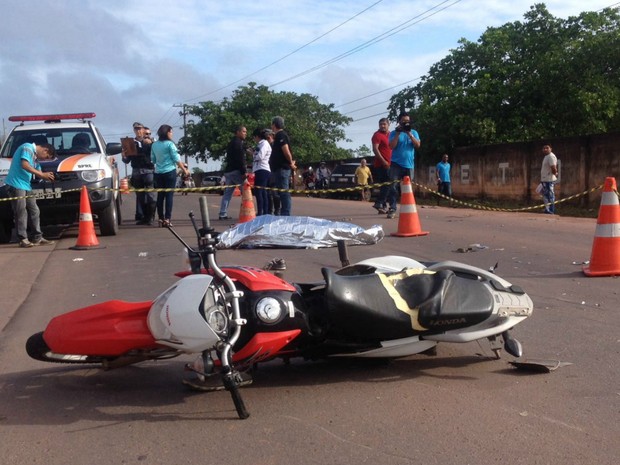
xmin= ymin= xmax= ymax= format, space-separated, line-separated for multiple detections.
xmin=122 ymin=122 xmax=156 ymax=225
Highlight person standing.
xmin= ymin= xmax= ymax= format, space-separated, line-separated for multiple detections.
xmin=4 ymin=141 xmax=56 ymax=247
xmin=316 ymin=162 xmax=331 ymax=190
xmin=270 ymin=116 xmax=296 ymax=216
xmin=218 ymin=125 xmax=248 ymax=220
xmin=151 ymin=124 xmax=189 ymax=227
xmin=122 ymin=122 xmax=156 ymax=225
xmin=436 ymin=153 xmax=452 ymax=201
xmin=354 ymin=158 xmax=373 ymax=201
xmin=386 ymin=112 xmax=420 ymax=219
xmin=540 ymin=144 xmax=558 ymax=214
xmin=252 ymin=128 xmax=272 ymax=216
xmin=371 ymin=117 xmax=392 ymax=213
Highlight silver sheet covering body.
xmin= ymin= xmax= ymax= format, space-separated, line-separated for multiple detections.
xmin=216 ymin=215 xmax=384 ymax=249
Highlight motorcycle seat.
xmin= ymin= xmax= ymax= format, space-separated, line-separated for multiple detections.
xmin=321 ymin=267 xmax=494 ymax=339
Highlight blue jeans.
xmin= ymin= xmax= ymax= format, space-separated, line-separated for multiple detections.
xmin=542 ymin=181 xmax=555 ymax=214
xmin=438 ymin=181 xmax=452 ymax=197
xmin=7 ymin=186 xmax=42 ymax=242
xmin=154 ymin=169 xmax=177 ymax=221
xmin=253 ymin=169 xmax=270 ymax=216
xmin=274 ymin=167 xmax=292 ymax=216
xmin=131 ymin=169 xmax=156 ymax=220
xmin=219 ymin=170 xmax=244 ymax=217
xmin=373 ymin=166 xmax=390 ymax=208
xmin=386 ymin=163 xmax=414 ymax=211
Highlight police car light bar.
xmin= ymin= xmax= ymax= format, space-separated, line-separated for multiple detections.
xmin=8 ymin=112 xmax=96 ymax=122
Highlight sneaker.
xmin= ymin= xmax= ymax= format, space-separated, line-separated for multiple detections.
xmin=218 ymin=215 xmax=232 ymax=220
xmin=32 ymin=238 xmax=55 ymax=246
xmin=19 ymin=239 xmax=34 ymax=248
xmin=387 ymin=209 xmax=396 ymax=219
xmin=372 ymin=204 xmax=387 ymax=214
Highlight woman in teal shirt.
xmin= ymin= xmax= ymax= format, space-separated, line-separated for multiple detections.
xmin=151 ymin=125 xmax=190 ymax=227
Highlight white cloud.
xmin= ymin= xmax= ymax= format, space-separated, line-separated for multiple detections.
xmin=1 ymin=0 xmax=614 ymax=155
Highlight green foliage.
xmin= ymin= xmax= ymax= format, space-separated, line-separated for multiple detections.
xmin=350 ymin=144 xmax=372 ymax=158
xmin=388 ymin=3 xmax=620 ymax=161
xmin=180 ymin=83 xmax=352 ymax=165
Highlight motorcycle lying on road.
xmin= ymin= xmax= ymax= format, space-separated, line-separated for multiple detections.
xmin=26 ymin=197 xmax=533 ymax=419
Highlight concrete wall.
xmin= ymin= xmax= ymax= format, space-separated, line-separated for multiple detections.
xmin=418 ymin=132 xmax=620 ymax=207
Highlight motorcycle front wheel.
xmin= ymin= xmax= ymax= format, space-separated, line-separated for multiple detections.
xmin=25 ymin=332 xmax=180 ymax=368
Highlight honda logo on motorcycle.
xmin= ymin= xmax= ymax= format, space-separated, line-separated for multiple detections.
xmin=428 ymin=317 xmax=467 ymax=326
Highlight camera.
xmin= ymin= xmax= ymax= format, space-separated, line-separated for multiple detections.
xmin=398 ymin=122 xmax=411 ymax=132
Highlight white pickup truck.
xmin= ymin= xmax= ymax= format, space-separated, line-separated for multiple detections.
xmin=0 ymin=112 xmax=122 ymax=242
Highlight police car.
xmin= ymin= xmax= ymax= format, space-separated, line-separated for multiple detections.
xmin=0 ymin=112 xmax=122 ymax=242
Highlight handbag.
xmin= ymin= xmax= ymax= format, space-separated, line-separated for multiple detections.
xmin=535 ymin=183 xmax=543 ymax=195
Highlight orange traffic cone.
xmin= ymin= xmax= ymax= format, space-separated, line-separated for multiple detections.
xmin=70 ymin=186 xmax=105 ymax=250
xmin=391 ymin=176 xmax=429 ymax=237
xmin=238 ymin=180 xmax=256 ymax=223
xmin=233 ymin=186 xmax=241 ymax=197
xmin=583 ymin=177 xmax=620 ymax=276
xmin=120 ymin=177 xmax=130 ymax=194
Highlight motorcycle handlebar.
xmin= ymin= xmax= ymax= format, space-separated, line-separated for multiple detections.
xmin=199 ymin=196 xmax=210 ymax=230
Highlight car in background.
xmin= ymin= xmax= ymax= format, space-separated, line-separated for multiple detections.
xmin=201 ymin=175 xmax=224 ymax=195
xmin=0 ymin=112 xmax=122 ymax=242
xmin=328 ymin=163 xmax=362 ymax=199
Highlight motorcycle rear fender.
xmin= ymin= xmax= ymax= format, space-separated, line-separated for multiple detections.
xmin=174 ymin=265 xmax=296 ymax=292
xmin=44 ymin=300 xmax=157 ymax=356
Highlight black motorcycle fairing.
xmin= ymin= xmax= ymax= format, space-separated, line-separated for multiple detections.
xmin=321 ymin=268 xmax=494 ymax=340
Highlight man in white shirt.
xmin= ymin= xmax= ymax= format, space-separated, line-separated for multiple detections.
xmin=540 ymin=144 xmax=558 ymax=214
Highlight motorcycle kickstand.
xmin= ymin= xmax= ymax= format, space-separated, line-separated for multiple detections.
xmin=488 ymin=335 xmax=503 ymax=359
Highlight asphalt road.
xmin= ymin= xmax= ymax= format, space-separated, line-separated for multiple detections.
xmin=0 ymin=193 xmax=618 ymax=465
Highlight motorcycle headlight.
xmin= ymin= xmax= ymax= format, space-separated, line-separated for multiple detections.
xmin=205 ymin=307 xmax=228 ymax=334
xmin=255 ymin=297 xmax=283 ymax=324
xmin=80 ymin=169 xmax=105 ymax=182
xmin=202 ymin=286 xmax=229 ymax=335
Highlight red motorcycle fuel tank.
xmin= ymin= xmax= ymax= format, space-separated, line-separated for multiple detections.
xmin=43 ymin=300 xmax=158 ymax=356
xmin=175 ymin=266 xmax=296 ymax=292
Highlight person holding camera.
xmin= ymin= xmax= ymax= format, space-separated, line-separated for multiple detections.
xmin=386 ymin=112 xmax=420 ymax=218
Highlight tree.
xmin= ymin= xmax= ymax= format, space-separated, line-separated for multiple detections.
xmin=388 ymin=3 xmax=620 ymax=161
xmin=180 ymin=83 xmax=352 ymax=167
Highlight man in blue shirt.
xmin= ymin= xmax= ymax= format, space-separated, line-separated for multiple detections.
xmin=436 ymin=153 xmax=452 ymax=200
xmin=386 ymin=112 xmax=420 ymax=218
xmin=5 ymin=141 xmax=56 ymax=247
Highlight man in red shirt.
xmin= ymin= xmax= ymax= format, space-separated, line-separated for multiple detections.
xmin=371 ymin=117 xmax=393 ymax=213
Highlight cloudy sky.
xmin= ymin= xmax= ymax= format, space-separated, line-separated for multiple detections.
xmin=0 ymin=0 xmax=615 ymax=169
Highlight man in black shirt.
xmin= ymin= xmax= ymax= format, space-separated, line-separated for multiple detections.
xmin=270 ymin=116 xmax=296 ymax=216
xmin=218 ymin=125 xmax=248 ymax=220
xmin=122 ymin=122 xmax=156 ymax=225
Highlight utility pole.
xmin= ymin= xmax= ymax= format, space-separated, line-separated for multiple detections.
xmin=173 ymin=103 xmax=188 ymax=165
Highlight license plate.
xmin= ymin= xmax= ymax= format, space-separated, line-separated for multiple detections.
xmin=31 ymin=188 xmax=62 ymax=199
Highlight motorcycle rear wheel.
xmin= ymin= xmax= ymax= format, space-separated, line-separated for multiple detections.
xmin=25 ymin=332 xmax=180 ymax=368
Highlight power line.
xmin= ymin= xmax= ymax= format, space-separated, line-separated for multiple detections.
xmin=336 ymin=77 xmax=422 ymax=108
xmin=268 ymin=0 xmax=463 ymax=88
xmin=182 ymin=0 xmax=386 ymax=104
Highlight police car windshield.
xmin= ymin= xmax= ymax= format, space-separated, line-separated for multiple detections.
xmin=0 ymin=129 xmax=99 ymax=158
